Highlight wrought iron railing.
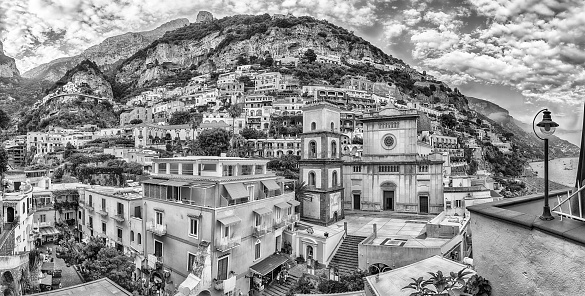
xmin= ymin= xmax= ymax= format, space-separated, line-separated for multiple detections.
xmin=552 ymin=185 xmax=585 ymax=222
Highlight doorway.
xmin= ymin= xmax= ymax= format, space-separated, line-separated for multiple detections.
xmin=419 ymin=196 xmax=429 ymax=214
xmin=383 ymin=191 xmax=394 ymax=211
xmin=275 ymin=235 xmax=281 ymax=252
xmin=353 ymin=194 xmax=360 ymax=210
xmin=306 ymin=245 xmax=314 ymax=260
xmin=6 ymin=207 xmax=15 ymax=223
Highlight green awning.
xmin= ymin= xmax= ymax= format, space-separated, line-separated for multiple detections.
xmin=253 ymin=207 xmax=273 ymax=216
xmin=261 ymin=180 xmax=280 ymax=191
xmin=217 ymin=215 xmax=242 ymax=226
xmin=224 ymin=183 xmax=249 ymax=200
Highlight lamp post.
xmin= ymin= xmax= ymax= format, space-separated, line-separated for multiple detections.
xmin=533 ymin=109 xmax=559 ymax=221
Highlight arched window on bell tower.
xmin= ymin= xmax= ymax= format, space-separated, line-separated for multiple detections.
xmin=332 ymin=171 xmax=338 ymax=187
xmin=311 ymin=122 xmax=316 ymax=131
xmin=309 ymin=171 xmax=316 ymax=187
xmin=330 ymin=122 xmax=335 ymax=132
xmin=309 ymin=141 xmax=317 ymax=158
xmin=331 ymin=140 xmax=337 ymax=158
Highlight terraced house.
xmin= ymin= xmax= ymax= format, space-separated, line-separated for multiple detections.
xmin=141 ymin=156 xmax=299 ymax=296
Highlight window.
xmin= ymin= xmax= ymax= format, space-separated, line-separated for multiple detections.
xmin=331 ymin=141 xmax=337 ymax=157
xmin=311 ymin=122 xmax=316 ymax=131
xmin=154 ymin=240 xmax=163 ymax=257
xmin=189 ymin=218 xmax=199 ymax=238
xmin=102 ymin=222 xmax=106 ymax=234
xmin=455 ymin=200 xmax=462 ymax=208
xmin=40 ymin=214 xmax=46 ymax=223
xmin=65 ymin=212 xmax=73 ymax=220
xmin=133 ymin=206 xmax=142 ymax=219
xmin=89 ymin=217 xmax=93 ymax=228
xmin=255 ymin=214 xmax=262 ymax=227
xmin=308 ymin=172 xmax=316 ymax=186
xmin=137 ymin=233 xmax=142 ymax=245
xmin=101 ymin=199 xmax=106 ymax=211
xmin=117 ymin=202 xmax=124 ymax=216
xmin=309 ymin=141 xmax=317 ymax=158
xmin=418 ymin=165 xmax=429 ymax=173
xmin=78 ymin=211 xmax=81 ymax=219
xmin=88 ymin=195 xmax=93 ymax=207
xmin=353 ymin=166 xmax=362 ymax=173
xmin=332 ymin=171 xmax=338 ymax=187
xmin=155 ymin=211 xmax=163 ymax=225
xmin=188 ymin=253 xmax=197 ymax=272
xmin=117 ymin=228 xmax=123 ymax=240
xmin=223 ymin=226 xmax=230 ymax=238
xmin=378 ymin=165 xmax=399 ymax=173
xmin=255 ymin=240 xmax=261 ymax=260
xmin=131 ymin=231 xmax=134 ymax=242
xmin=330 ymin=122 xmax=335 ymax=131
xmin=247 ymin=185 xmax=255 ymax=201
xmin=217 ymin=256 xmax=229 ymax=280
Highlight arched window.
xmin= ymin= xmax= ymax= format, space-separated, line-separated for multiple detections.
xmin=308 ymin=171 xmax=316 ymax=186
xmin=331 ymin=122 xmax=335 ymax=131
xmin=309 ymin=141 xmax=317 ymax=158
xmin=311 ymin=122 xmax=316 ymax=131
xmin=332 ymin=171 xmax=338 ymax=187
xmin=331 ymin=141 xmax=337 ymax=157
xmin=137 ymin=233 xmax=142 ymax=245
xmin=130 ymin=231 xmax=135 ymax=242
xmin=256 ymin=110 xmax=262 ymax=116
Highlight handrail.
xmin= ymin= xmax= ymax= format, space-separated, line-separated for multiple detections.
xmin=551 ymin=184 xmax=585 ymax=222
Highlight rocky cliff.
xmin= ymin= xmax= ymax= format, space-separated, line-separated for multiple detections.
xmin=467 ymin=96 xmax=580 ymax=159
xmin=22 ymin=18 xmax=190 ymax=81
xmin=48 ymin=59 xmax=114 ymax=98
xmin=0 ymin=41 xmax=20 ymax=79
xmin=114 ymin=14 xmax=402 ymax=88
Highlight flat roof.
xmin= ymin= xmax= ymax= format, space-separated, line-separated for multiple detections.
xmin=30 ymin=278 xmax=131 ymax=296
xmin=365 ymin=255 xmax=473 ymax=296
xmin=153 ymin=156 xmax=266 ymax=163
xmin=85 ymin=185 xmax=143 ymax=200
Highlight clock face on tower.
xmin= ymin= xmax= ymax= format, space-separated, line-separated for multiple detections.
xmin=382 ymin=134 xmax=397 ymax=150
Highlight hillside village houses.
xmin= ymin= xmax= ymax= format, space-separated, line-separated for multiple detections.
xmin=0 ymin=55 xmax=528 ymax=296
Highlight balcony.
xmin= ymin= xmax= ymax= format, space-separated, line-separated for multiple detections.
xmin=252 ymin=225 xmax=270 ymax=238
xmin=97 ymin=208 xmax=108 ymax=217
xmin=112 ymin=214 xmax=125 ymax=223
xmin=215 ymin=235 xmax=241 ymax=252
xmin=84 ymin=203 xmax=94 ymax=212
xmin=146 ymin=221 xmax=167 ymax=236
xmin=288 ymin=213 xmax=300 ymax=224
xmin=273 ymin=219 xmax=286 ymax=230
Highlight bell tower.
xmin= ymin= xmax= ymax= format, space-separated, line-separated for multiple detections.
xmin=299 ymin=101 xmax=344 ymax=226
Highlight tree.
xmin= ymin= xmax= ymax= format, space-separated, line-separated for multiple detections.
xmin=0 ymin=108 xmax=10 ymax=129
xmin=294 ymin=181 xmax=310 ymax=201
xmin=467 ymin=159 xmax=479 ymax=176
xmin=169 ymin=110 xmax=192 ymax=125
xmin=351 ymin=136 xmax=363 ymax=144
xmin=0 ymin=147 xmax=7 ymax=176
xmin=241 ymin=127 xmax=260 ymax=139
xmin=440 ymin=113 xmax=458 ymax=129
xmin=197 ymin=128 xmax=230 ymax=156
xmin=303 ymin=49 xmax=317 ymax=63
xmin=475 ymin=118 xmax=483 ymax=125
xmin=82 ymin=244 xmax=137 ymax=292
xmin=227 ymin=103 xmax=243 ymax=146
xmin=129 ymin=118 xmax=143 ymax=124
xmin=402 ymin=269 xmax=490 ymax=296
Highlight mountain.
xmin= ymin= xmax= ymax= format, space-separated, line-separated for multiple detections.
xmin=17 ymin=60 xmax=118 ymax=132
xmin=0 ymin=41 xmax=20 ymax=80
xmin=467 ymin=96 xmax=580 ymax=159
xmin=22 ymin=18 xmax=190 ymax=82
xmin=114 ymin=14 xmax=404 ymax=90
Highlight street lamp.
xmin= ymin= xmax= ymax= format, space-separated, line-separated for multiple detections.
xmin=533 ymin=109 xmax=559 ymax=220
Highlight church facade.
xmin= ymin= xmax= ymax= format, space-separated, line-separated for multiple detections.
xmin=342 ymin=107 xmax=444 ymax=214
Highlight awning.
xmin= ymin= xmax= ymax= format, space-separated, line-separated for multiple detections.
xmin=41 ymin=262 xmax=54 ymax=272
xmin=261 ymin=180 xmax=281 ymax=191
xmin=217 ymin=215 xmax=242 ymax=226
xmin=288 ymin=200 xmax=300 ymax=207
xmin=224 ymin=183 xmax=249 ymax=200
xmin=40 ymin=274 xmax=52 ymax=286
xmin=250 ymin=253 xmax=290 ymax=276
xmin=253 ymin=207 xmax=273 ymax=216
xmin=178 ymin=274 xmax=201 ymax=296
xmin=39 ymin=227 xmax=60 ymax=236
xmin=142 ymin=179 xmax=168 ymax=185
xmin=160 ymin=180 xmax=192 ymax=187
xmin=275 ymin=202 xmax=291 ymax=209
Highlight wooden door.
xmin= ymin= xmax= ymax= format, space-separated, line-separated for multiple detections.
xmin=353 ymin=194 xmax=361 ymax=210
xmin=420 ymin=196 xmax=429 ymax=214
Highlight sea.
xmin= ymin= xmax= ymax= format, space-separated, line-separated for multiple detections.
xmin=529 ymin=157 xmax=579 ymax=187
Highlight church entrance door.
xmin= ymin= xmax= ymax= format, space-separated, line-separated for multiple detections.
xmin=419 ymin=196 xmax=429 ymax=213
xmin=383 ymin=191 xmax=394 ymax=211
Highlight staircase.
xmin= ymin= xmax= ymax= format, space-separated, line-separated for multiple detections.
xmin=261 ymin=273 xmax=300 ymax=296
xmin=329 ymin=235 xmax=366 ymax=275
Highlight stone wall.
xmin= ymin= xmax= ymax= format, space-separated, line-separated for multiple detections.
xmin=471 ymin=213 xmax=585 ymax=296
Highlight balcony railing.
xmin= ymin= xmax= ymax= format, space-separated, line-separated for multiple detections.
xmin=273 ymin=219 xmax=286 ymax=230
xmin=252 ymin=225 xmax=269 ymax=238
xmin=288 ymin=213 xmax=300 ymax=223
xmin=85 ymin=203 xmax=94 ymax=211
xmin=552 ymin=185 xmax=585 ymax=222
xmin=112 ymin=214 xmax=125 ymax=223
xmin=215 ymin=235 xmax=241 ymax=252
xmin=146 ymin=221 xmax=167 ymax=236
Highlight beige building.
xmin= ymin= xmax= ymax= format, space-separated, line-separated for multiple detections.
xmin=342 ymin=105 xmax=444 ymax=214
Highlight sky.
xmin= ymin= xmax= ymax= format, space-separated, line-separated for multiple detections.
xmin=0 ymin=0 xmax=584 ymax=145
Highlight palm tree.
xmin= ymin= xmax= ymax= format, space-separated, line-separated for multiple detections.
xmin=294 ymin=181 xmax=310 ymax=202
xmin=227 ymin=103 xmax=243 ymax=148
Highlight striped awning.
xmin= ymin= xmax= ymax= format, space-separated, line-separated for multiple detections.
xmin=224 ymin=183 xmax=249 ymax=200
xmin=217 ymin=215 xmax=242 ymax=226
xmin=261 ymin=180 xmax=280 ymax=191
xmin=39 ymin=227 xmax=60 ymax=236
xmin=253 ymin=207 xmax=273 ymax=216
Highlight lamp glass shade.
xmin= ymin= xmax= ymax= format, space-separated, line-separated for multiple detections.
xmin=539 ymin=125 xmax=556 ymax=138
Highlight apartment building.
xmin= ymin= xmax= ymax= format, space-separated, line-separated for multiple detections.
xmin=254 ymin=72 xmax=284 ymax=93
xmin=140 ymin=156 xmax=299 ymax=296
xmin=1 ymin=171 xmax=36 ymax=254
xmin=120 ymin=107 xmax=154 ymax=126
